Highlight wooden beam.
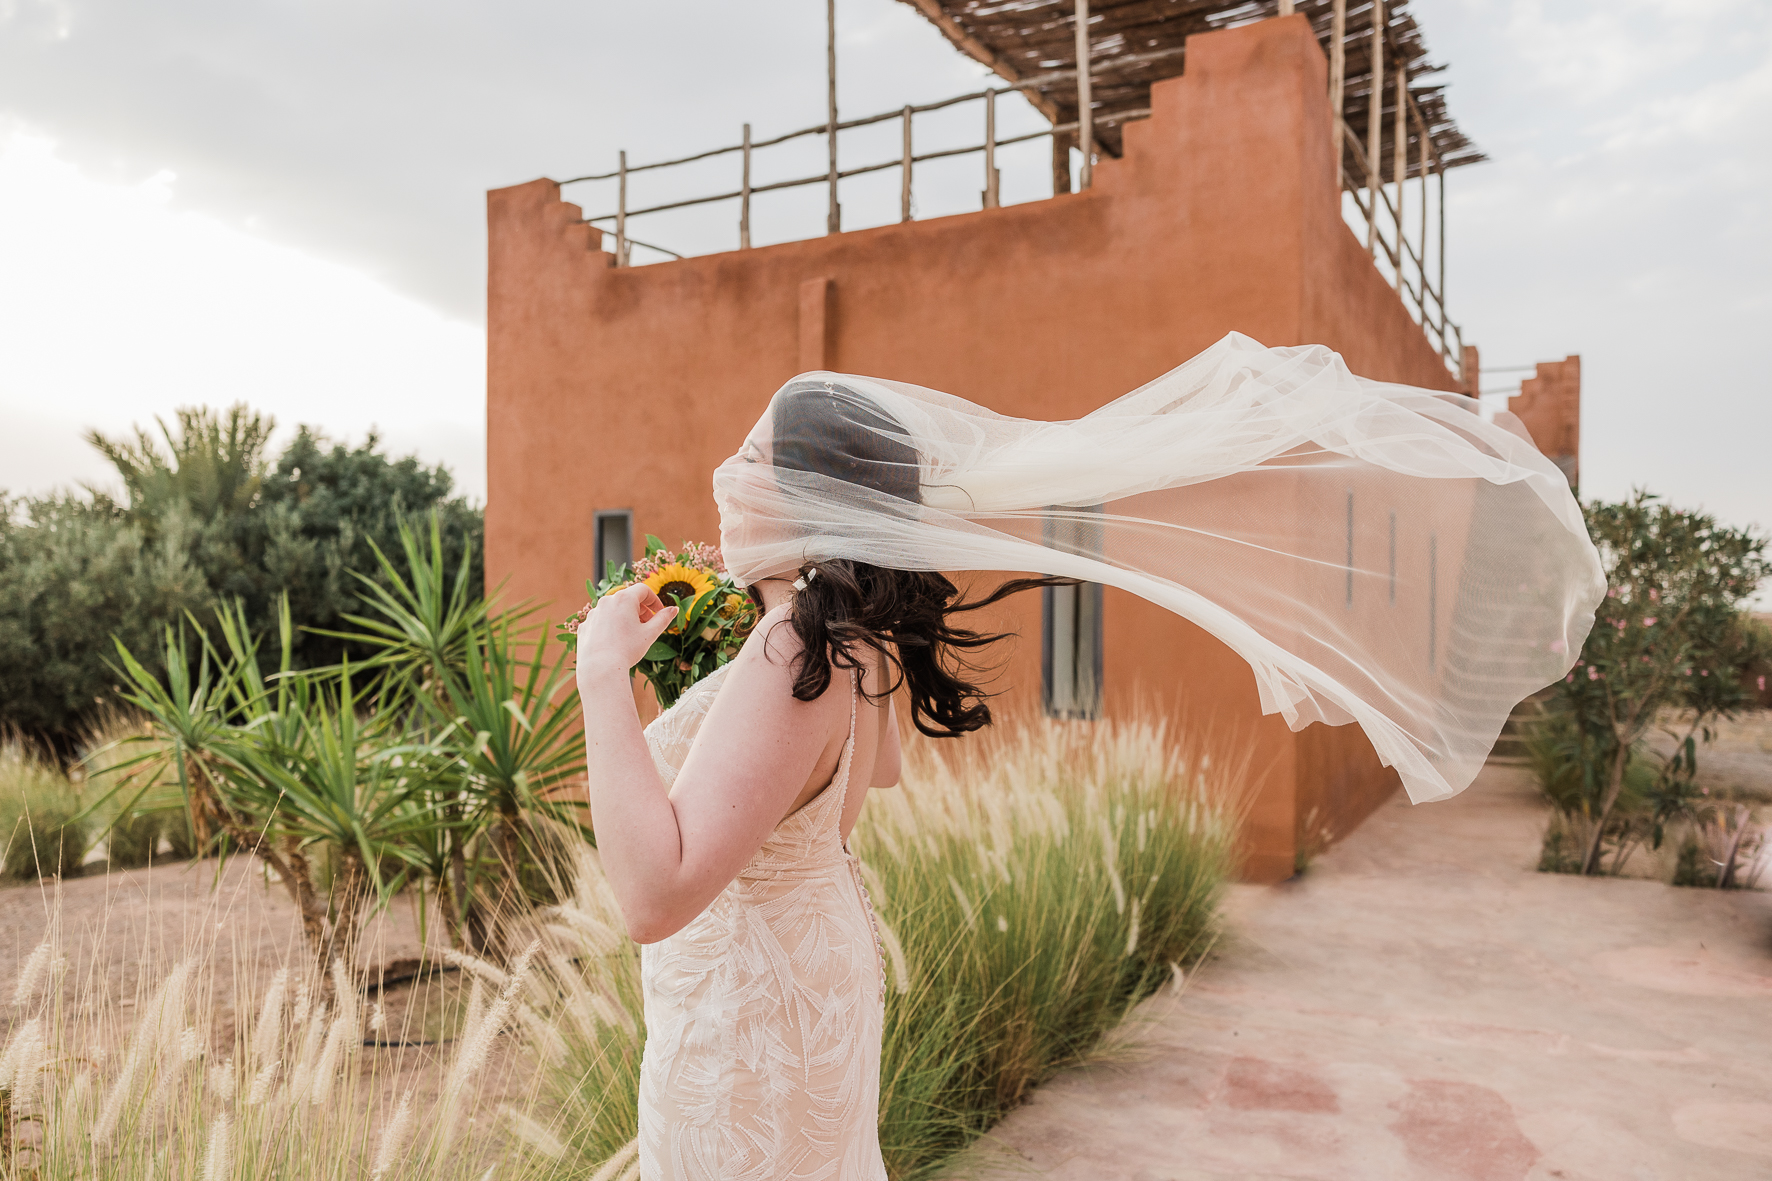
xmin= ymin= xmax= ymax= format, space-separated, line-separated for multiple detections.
xmin=898 ymin=0 xmax=1062 ymax=124
xmin=739 ymin=123 xmax=751 ymax=249
xmin=1330 ymin=0 xmax=1346 ymax=189
xmin=901 ymin=105 xmax=914 ymax=221
xmin=1076 ymin=0 xmax=1094 ymax=189
xmin=1394 ymin=65 xmax=1406 ymax=295
xmin=826 ymin=0 xmax=840 ymax=235
xmin=1366 ymin=0 xmax=1384 ymax=258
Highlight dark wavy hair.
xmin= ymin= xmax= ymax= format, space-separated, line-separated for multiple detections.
xmin=753 ymin=379 xmax=1066 ymax=738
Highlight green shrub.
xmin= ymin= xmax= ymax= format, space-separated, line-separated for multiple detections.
xmin=0 ymin=405 xmax=482 ymax=751
xmin=1538 ymin=491 xmax=1768 ymax=876
xmin=534 ymin=713 xmax=1236 ymax=1179
xmin=1526 ymin=709 xmax=1658 ymax=813
xmin=0 ymin=739 xmax=94 ymax=879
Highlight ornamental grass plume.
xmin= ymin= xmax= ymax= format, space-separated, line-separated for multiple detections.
xmin=371 ymin=1089 xmax=417 ymax=1179
xmin=200 ymin=1111 xmax=233 ymax=1181
xmin=442 ymin=947 xmax=512 ymax=990
xmin=12 ymin=937 xmax=63 ymax=1007
xmin=245 ymin=1059 xmax=281 ymax=1107
xmin=12 ymin=898 xmax=565 ymax=1181
xmin=93 ymin=957 xmax=194 ymax=1144
xmin=0 ymin=1015 xmax=46 ymax=1112
xmin=436 ymin=940 xmax=542 ymax=1147
xmin=285 ymin=1002 xmax=327 ymax=1105
xmin=586 ymin=1139 xmax=640 ymax=1181
xmin=500 ymin=1103 xmax=566 ymax=1160
xmin=207 ymin=1056 xmax=235 ymax=1102
xmin=308 ymin=1008 xmax=354 ymax=1106
xmin=253 ymin=969 xmax=289 ymax=1065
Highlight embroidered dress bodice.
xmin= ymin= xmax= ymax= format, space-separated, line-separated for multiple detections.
xmin=637 ymin=662 xmax=888 ymax=1181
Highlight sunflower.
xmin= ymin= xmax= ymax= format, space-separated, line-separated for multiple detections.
xmin=643 ymin=563 xmax=719 ymax=617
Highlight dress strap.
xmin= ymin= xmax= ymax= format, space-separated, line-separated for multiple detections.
xmin=829 ymin=668 xmax=861 ymax=834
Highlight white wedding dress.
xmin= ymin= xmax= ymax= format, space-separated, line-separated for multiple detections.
xmin=637 ymin=662 xmax=890 ymax=1181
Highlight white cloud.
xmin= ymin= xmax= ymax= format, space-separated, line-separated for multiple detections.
xmin=0 ymin=125 xmax=484 ymax=500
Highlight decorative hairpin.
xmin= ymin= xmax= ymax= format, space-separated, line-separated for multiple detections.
xmin=792 ymin=566 xmax=819 ymax=592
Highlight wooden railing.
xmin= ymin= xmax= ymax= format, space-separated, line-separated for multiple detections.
xmin=557 ymin=49 xmax=1185 ymax=266
xmin=562 ymin=0 xmax=1465 ymax=386
xmin=1327 ymin=0 xmax=1465 ymax=383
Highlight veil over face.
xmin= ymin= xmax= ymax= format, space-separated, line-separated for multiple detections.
xmin=713 ymin=332 xmax=1605 ymax=804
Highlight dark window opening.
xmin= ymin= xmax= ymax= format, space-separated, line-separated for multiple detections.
xmin=594 ymin=510 xmax=634 ymax=581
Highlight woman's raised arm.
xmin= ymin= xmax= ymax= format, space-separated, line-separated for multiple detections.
xmin=576 ymin=589 xmax=831 ymax=943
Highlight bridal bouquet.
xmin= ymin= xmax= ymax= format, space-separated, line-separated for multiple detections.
xmin=559 ymin=536 xmax=759 ymax=710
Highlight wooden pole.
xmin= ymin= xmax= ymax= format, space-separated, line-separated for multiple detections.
xmin=1366 ymin=0 xmax=1384 ymax=258
xmin=983 ymin=89 xmax=1001 ymax=208
xmin=1075 ymin=0 xmax=1093 ymax=190
xmin=1418 ymin=98 xmax=1428 ymax=325
xmin=616 ymin=150 xmax=628 ymax=267
xmin=740 ymin=123 xmax=752 ymax=250
xmin=1052 ymin=129 xmax=1073 ymax=195
xmin=1393 ymin=65 xmax=1406 ymax=297
xmin=1330 ymin=0 xmax=1346 ymax=191
xmin=901 ymin=104 xmax=914 ymax=222
xmin=1439 ymin=159 xmax=1449 ymax=362
xmin=826 ymin=0 xmax=840 ymax=234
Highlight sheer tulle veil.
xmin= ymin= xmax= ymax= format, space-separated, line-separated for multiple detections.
xmin=713 ymin=332 xmax=1604 ymax=804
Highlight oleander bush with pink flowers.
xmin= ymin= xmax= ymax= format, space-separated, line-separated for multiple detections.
xmin=1532 ymin=489 xmax=1770 ymax=881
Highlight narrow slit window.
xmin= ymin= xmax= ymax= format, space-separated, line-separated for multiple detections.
xmin=1428 ymin=531 xmax=1439 ymax=672
xmin=1042 ymin=506 xmax=1104 ymax=720
xmin=1388 ymin=510 xmax=1397 ymax=606
xmin=594 ymin=509 xmax=634 ymax=581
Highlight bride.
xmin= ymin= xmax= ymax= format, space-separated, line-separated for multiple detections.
xmin=576 ymin=337 xmax=1604 ymax=1181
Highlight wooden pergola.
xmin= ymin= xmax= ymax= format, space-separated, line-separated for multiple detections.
xmin=897 ymin=0 xmax=1484 ymax=192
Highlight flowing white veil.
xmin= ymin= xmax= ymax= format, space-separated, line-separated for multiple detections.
xmin=714 ymin=332 xmax=1604 ymax=804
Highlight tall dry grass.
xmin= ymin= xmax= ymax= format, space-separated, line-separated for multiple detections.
xmin=0 ymin=709 xmax=1237 ymax=1181
xmin=0 ymin=925 xmax=582 ymax=1181
xmin=0 ymin=738 xmax=93 ymax=881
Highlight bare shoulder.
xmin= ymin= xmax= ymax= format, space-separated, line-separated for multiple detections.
xmin=744 ymin=604 xmax=802 ymax=672
xmin=722 ymin=604 xmax=849 ymax=715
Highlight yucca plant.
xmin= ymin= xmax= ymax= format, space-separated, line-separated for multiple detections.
xmin=220 ymin=663 xmax=451 ymax=971
xmin=419 ymin=620 xmax=587 ymax=957
xmin=318 ymin=514 xmax=528 ymax=699
xmin=316 ymin=515 xmax=581 ymax=961
xmin=93 ymin=599 xmax=451 ymax=975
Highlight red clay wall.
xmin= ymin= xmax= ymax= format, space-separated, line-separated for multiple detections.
xmin=486 ymin=14 xmax=1457 ymax=882
xmin=1509 ymin=357 xmax=1581 ymax=486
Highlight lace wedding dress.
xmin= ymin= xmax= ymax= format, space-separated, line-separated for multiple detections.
xmin=637 ymin=662 xmax=890 ymax=1181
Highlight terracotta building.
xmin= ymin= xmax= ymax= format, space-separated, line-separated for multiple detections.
xmin=484 ymin=7 xmax=1578 ymax=881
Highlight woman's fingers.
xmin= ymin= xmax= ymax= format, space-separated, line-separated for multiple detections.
xmin=629 ymin=583 xmax=668 ymax=620
xmin=643 ymin=603 xmax=679 ymax=642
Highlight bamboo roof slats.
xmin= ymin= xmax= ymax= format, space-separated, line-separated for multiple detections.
xmin=895 ymin=0 xmax=1485 ymax=183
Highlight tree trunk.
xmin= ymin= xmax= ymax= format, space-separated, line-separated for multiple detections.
xmin=320 ymin=846 xmax=369 ymax=976
xmin=1717 ymin=805 xmax=1748 ymax=889
xmin=1580 ymin=744 xmax=1631 ymax=875
xmin=450 ymin=839 xmax=484 ymax=955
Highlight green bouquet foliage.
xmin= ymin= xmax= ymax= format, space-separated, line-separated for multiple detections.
xmin=557 ymin=536 xmax=758 ymax=711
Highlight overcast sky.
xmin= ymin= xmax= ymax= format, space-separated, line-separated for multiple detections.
xmin=1 ymin=0 xmax=1767 ymax=570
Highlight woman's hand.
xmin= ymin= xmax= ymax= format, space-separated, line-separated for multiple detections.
xmin=576 ymin=583 xmax=678 ymax=690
